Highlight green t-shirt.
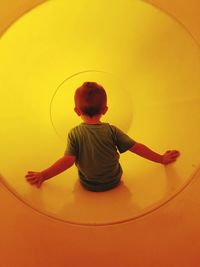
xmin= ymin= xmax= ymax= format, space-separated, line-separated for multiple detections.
xmin=64 ymin=122 xmax=135 ymax=186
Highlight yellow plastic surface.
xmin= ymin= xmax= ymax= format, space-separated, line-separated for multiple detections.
xmin=0 ymin=0 xmax=200 ymax=266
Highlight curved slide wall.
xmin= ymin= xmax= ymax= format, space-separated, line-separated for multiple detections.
xmin=0 ymin=1 xmax=200 ymax=266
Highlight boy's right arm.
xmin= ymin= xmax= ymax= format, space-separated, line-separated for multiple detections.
xmin=41 ymin=155 xmax=76 ymax=180
xmin=129 ymin=142 xmax=180 ymax=165
xmin=25 ymin=155 xmax=76 ymax=188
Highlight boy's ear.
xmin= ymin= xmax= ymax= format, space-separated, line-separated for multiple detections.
xmin=102 ymin=106 xmax=108 ymax=115
xmin=74 ymin=107 xmax=81 ymax=116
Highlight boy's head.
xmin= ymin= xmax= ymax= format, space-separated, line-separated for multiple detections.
xmin=74 ymin=82 xmax=108 ymax=117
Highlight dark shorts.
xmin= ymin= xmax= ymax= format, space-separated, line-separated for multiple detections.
xmin=80 ymin=177 xmax=121 ymax=192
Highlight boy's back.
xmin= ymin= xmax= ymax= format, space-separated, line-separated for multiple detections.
xmin=64 ymin=122 xmax=135 ymax=191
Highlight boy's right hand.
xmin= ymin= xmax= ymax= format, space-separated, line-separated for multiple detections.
xmin=162 ymin=150 xmax=180 ymax=165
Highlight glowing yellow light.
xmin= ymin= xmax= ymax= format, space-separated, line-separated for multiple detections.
xmin=0 ymin=0 xmax=199 ymax=225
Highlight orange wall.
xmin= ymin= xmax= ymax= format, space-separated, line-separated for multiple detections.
xmin=146 ymin=0 xmax=200 ymax=44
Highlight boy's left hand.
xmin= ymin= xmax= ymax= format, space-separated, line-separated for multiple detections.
xmin=25 ymin=171 xmax=45 ymax=188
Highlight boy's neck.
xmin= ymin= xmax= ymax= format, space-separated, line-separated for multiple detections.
xmin=81 ymin=115 xmax=102 ymax=124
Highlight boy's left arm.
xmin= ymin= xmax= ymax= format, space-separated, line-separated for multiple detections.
xmin=25 ymin=155 xmax=76 ymax=188
xmin=129 ymin=142 xmax=180 ymax=164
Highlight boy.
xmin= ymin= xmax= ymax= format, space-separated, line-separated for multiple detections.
xmin=25 ymin=82 xmax=180 ymax=191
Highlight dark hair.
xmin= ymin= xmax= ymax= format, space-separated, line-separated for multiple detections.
xmin=74 ymin=82 xmax=107 ymax=117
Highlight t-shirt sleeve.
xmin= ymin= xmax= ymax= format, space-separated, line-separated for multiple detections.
xmin=110 ymin=125 xmax=136 ymax=153
xmin=64 ymin=129 xmax=78 ymax=156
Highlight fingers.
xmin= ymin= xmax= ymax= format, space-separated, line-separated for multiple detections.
xmin=163 ymin=150 xmax=180 ymax=165
xmin=171 ymin=151 xmax=180 ymax=160
xmin=25 ymin=171 xmax=43 ymax=188
xmin=168 ymin=152 xmax=179 ymax=162
xmin=171 ymin=153 xmax=179 ymax=159
xmin=165 ymin=150 xmax=180 ymax=155
xmin=165 ymin=150 xmax=180 ymax=157
xmin=25 ymin=172 xmax=37 ymax=181
xmin=163 ymin=158 xmax=176 ymax=165
xmin=27 ymin=177 xmax=38 ymax=185
xmin=26 ymin=176 xmax=38 ymax=185
xmin=171 ymin=150 xmax=180 ymax=155
xmin=25 ymin=171 xmax=37 ymax=178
